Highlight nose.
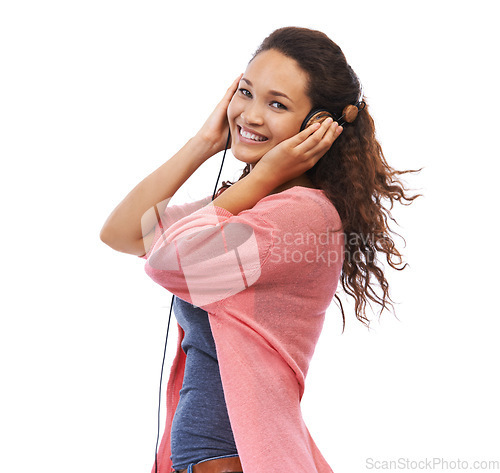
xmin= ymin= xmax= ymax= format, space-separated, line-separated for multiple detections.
xmin=241 ymin=101 xmax=264 ymax=126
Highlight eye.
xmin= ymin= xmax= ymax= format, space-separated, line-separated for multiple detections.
xmin=238 ymin=88 xmax=287 ymax=110
xmin=238 ymin=88 xmax=252 ymax=98
xmin=270 ymin=101 xmax=287 ymax=110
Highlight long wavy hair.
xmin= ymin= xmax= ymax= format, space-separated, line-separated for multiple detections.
xmin=215 ymin=27 xmax=422 ymax=330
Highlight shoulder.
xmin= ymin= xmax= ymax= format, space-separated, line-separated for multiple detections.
xmin=247 ymin=186 xmax=342 ymax=232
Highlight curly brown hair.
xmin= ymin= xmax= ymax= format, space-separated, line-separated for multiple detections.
xmin=215 ymin=27 xmax=422 ymax=330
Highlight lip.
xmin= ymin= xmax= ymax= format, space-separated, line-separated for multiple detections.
xmin=236 ymin=125 xmax=269 ymax=145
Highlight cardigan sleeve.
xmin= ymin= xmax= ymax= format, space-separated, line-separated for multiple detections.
xmin=139 ymin=194 xmax=213 ymax=261
xmin=141 ymin=201 xmax=275 ymax=312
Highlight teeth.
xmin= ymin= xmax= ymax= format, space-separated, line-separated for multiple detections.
xmin=239 ymin=127 xmax=267 ymax=142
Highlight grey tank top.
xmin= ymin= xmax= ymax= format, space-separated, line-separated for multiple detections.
xmin=170 ymin=296 xmax=238 ymax=470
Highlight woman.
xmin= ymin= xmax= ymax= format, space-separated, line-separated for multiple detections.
xmin=101 ymin=26 xmax=420 ymax=473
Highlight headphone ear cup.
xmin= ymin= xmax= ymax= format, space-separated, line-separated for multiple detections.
xmin=300 ymin=109 xmax=333 ymax=131
xmin=342 ymin=104 xmax=359 ymax=124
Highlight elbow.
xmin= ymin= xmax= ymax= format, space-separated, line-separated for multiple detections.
xmin=99 ymin=221 xmax=122 ymax=250
xmin=100 ymin=214 xmax=117 ymax=246
xmin=100 ymin=224 xmax=116 ymax=249
xmin=99 ymin=225 xmax=147 ymax=256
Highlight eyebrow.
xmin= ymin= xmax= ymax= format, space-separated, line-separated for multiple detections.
xmin=241 ymin=78 xmax=294 ymax=103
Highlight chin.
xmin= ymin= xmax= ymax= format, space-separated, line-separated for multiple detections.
xmin=230 ymin=143 xmax=264 ymax=166
xmin=232 ymin=151 xmax=263 ymax=168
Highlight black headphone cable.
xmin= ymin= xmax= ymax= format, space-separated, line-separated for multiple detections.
xmin=153 ymin=129 xmax=231 ymax=473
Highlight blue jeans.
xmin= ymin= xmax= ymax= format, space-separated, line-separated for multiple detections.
xmin=174 ymin=453 xmax=242 ymax=473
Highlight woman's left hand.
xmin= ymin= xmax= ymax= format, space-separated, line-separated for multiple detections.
xmin=252 ymin=117 xmax=342 ymax=189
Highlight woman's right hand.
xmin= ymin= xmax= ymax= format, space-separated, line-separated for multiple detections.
xmin=194 ymin=73 xmax=243 ymax=155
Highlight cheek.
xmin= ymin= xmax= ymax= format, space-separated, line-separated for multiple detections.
xmin=271 ymin=119 xmax=300 ymax=143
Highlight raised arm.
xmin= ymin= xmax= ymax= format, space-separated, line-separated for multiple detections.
xmin=210 ymin=117 xmax=341 ymax=215
xmin=99 ymin=137 xmax=215 ymax=256
xmin=99 ymin=74 xmax=243 ymax=256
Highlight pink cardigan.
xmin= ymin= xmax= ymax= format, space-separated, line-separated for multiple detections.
xmin=140 ymin=186 xmax=344 ymax=473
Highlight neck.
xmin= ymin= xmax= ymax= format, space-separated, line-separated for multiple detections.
xmin=248 ymin=164 xmax=317 ymax=195
xmin=268 ymin=174 xmax=317 ymax=195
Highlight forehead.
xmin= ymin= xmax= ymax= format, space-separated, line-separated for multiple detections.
xmin=245 ymin=49 xmax=310 ymax=102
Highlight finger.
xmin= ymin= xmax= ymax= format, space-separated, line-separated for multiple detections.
xmin=296 ymin=117 xmax=334 ymax=149
xmin=223 ymin=73 xmax=244 ymax=100
xmin=320 ymin=118 xmax=342 ymax=142
xmin=216 ymin=74 xmax=243 ymax=112
xmin=296 ymin=117 xmax=342 ymax=156
xmin=315 ymin=119 xmax=342 ymax=151
xmin=317 ymin=119 xmax=342 ymax=151
xmin=294 ymin=120 xmax=323 ymax=142
xmin=292 ymin=115 xmax=336 ymax=145
xmin=316 ymin=117 xmax=343 ymax=140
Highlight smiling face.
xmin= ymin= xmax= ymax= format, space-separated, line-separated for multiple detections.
xmin=227 ymin=49 xmax=313 ymax=167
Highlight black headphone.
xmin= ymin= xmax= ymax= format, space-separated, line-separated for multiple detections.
xmin=300 ymin=86 xmax=366 ymax=132
xmin=300 ymin=108 xmax=333 ymax=131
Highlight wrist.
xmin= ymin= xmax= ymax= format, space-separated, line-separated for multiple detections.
xmin=249 ymin=163 xmax=281 ymax=195
xmin=210 ymin=166 xmax=276 ymax=215
xmin=185 ymin=135 xmax=217 ymax=163
xmin=191 ymin=132 xmax=226 ymax=160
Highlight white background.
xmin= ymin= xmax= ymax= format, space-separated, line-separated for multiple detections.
xmin=1 ymin=1 xmax=499 ymax=472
